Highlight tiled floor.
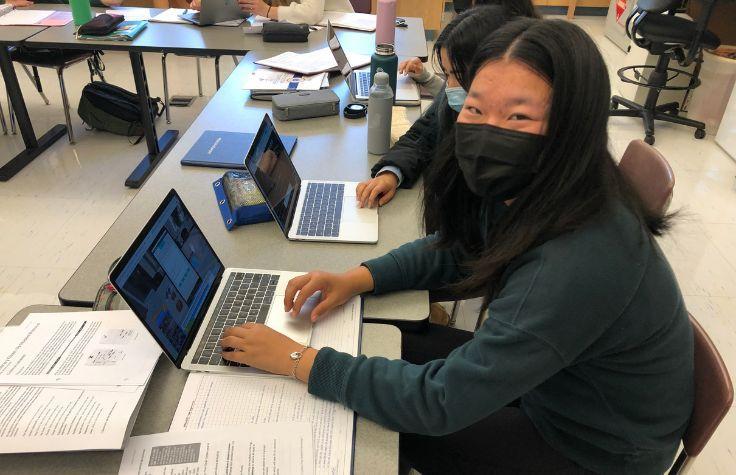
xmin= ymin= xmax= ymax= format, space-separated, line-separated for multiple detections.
xmin=1 ymin=16 xmax=735 ymax=473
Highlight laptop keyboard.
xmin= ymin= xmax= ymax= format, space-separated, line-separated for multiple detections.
xmin=191 ymin=272 xmax=279 ymax=367
xmin=355 ymin=71 xmax=371 ymax=97
xmin=296 ymin=182 xmax=344 ymax=238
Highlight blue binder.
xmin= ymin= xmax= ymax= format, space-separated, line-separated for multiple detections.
xmin=181 ymin=130 xmax=297 ymax=169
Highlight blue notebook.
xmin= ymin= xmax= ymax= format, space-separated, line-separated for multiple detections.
xmin=181 ymin=130 xmax=297 ymax=169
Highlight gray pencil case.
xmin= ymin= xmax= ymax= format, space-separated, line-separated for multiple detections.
xmin=271 ymin=89 xmax=340 ymax=121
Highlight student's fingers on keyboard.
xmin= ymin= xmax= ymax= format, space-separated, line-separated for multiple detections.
xmin=220 ymin=335 xmax=247 ymax=351
xmin=284 ymin=274 xmax=312 ymax=311
xmin=356 ymin=181 xmax=369 ymax=200
xmin=368 ymin=183 xmax=386 ymax=208
xmin=360 ymin=181 xmax=377 ymax=208
xmin=311 ymin=296 xmax=336 ymax=322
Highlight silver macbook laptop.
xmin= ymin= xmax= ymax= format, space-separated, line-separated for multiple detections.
xmin=110 ymin=189 xmax=317 ymax=374
xmin=245 ymin=114 xmax=379 ymax=243
xmin=180 ymin=0 xmax=245 ymax=26
xmin=326 ymin=21 xmax=421 ymax=106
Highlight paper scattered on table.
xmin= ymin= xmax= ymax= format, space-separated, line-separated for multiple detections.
xmin=106 ymin=8 xmax=152 ymax=21
xmin=243 ymin=69 xmax=328 ymax=92
xmin=119 ymin=423 xmax=314 ymax=475
xmin=0 ymin=311 xmax=161 ymax=386
xmin=391 ymin=106 xmax=412 ymax=145
xmin=256 ymin=47 xmax=370 ymax=75
xmin=149 ymin=8 xmax=189 ymax=24
xmin=38 ymin=11 xmax=73 ymax=26
xmin=0 ymin=384 xmax=146 ymax=453
xmin=0 ymin=9 xmax=53 ymax=26
xmin=318 ymin=11 xmax=376 ymax=31
xmin=171 ymin=374 xmax=353 ymax=475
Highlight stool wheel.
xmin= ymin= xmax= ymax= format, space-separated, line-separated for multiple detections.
xmin=695 ymin=129 xmax=706 ymax=140
xmin=645 ymin=135 xmax=655 ymax=145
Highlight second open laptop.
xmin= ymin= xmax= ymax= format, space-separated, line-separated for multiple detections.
xmin=180 ymin=0 xmax=244 ymax=26
xmin=326 ymin=21 xmax=421 ymax=106
xmin=109 ymin=189 xmax=337 ymax=375
xmin=245 ymin=114 xmax=378 ymax=244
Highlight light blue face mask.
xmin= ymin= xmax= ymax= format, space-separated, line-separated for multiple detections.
xmin=445 ymin=87 xmax=467 ymax=113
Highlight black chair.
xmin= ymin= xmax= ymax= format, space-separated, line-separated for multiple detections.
xmin=8 ymin=48 xmax=106 ymax=144
xmin=610 ymin=0 xmax=721 ymax=145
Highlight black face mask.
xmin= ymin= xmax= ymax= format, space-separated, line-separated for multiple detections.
xmin=455 ymin=123 xmax=545 ymax=200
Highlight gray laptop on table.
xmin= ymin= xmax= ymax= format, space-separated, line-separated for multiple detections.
xmin=180 ymin=0 xmax=245 ymax=26
xmin=110 ymin=189 xmax=316 ymax=374
xmin=326 ymin=21 xmax=420 ymax=106
xmin=245 ymin=114 xmax=379 ymax=244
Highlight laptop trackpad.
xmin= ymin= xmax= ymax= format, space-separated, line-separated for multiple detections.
xmin=266 ymin=294 xmax=317 ymax=346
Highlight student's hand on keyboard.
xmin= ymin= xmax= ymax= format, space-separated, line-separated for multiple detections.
xmin=220 ymin=324 xmax=316 ymax=382
xmin=356 ymin=173 xmax=399 ymax=208
xmin=284 ymin=267 xmax=375 ymax=322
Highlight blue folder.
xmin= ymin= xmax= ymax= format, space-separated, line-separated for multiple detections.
xmin=180 ymin=130 xmax=297 ymax=169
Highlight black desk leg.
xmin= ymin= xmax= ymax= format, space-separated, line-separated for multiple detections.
xmin=126 ymin=51 xmax=178 ymax=189
xmin=0 ymin=47 xmax=66 ymax=181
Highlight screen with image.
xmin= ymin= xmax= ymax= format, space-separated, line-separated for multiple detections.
xmin=245 ymin=116 xmax=301 ymax=233
xmin=112 ymin=193 xmax=223 ymax=362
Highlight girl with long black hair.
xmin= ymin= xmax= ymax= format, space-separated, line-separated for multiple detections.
xmin=220 ymin=18 xmax=693 ymax=474
xmin=356 ymin=2 xmax=539 ymax=209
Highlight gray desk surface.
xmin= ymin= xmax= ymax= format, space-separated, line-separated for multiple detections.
xmin=0 ymin=305 xmax=401 ymax=475
xmin=59 ymin=49 xmax=429 ymax=323
xmin=0 ymin=26 xmax=48 ymax=45
xmin=23 ymin=6 xmax=427 ymax=59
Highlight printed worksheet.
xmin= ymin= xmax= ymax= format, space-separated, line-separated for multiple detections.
xmin=119 ymin=423 xmax=314 ymax=475
xmin=170 ymin=374 xmax=353 ymax=475
xmin=0 ymin=384 xmax=145 ymax=453
xmin=0 ymin=311 xmax=161 ymax=386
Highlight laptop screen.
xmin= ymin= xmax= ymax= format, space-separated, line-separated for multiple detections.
xmin=245 ymin=115 xmax=301 ymax=235
xmin=110 ymin=190 xmax=224 ymax=365
xmin=327 ymin=22 xmax=353 ymax=79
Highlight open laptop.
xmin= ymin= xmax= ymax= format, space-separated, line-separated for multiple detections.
xmin=326 ymin=21 xmax=420 ymax=106
xmin=245 ymin=114 xmax=378 ymax=243
xmin=180 ymin=0 xmax=245 ymax=26
xmin=109 ymin=189 xmax=317 ymax=374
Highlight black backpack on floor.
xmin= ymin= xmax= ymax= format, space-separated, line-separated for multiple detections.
xmin=78 ymin=81 xmax=164 ymax=141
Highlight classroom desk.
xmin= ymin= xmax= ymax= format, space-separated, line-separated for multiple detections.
xmin=0 ymin=25 xmax=68 ymax=182
xmin=0 ymin=305 xmax=401 ymax=474
xmin=58 ymin=50 xmax=430 ymax=325
xmin=5 ymin=6 xmax=427 ymax=187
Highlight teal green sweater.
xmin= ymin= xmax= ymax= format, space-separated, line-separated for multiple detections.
xmin=308 ymin=202 xmax=693 ymax=474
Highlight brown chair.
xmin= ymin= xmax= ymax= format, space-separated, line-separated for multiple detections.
xmin=669 ymin=314 xmax=733 ymax=474
xmin=350 ymin=0 xmax=372 ymax=14
xmin=618 ymin=139 xmax=675 ymax=215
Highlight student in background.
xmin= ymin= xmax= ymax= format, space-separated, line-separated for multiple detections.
xmin=4 ymin=0 xmax=123 ymax=6
xmin=356 ymin=2 xmax=538 ymax=209
xmin=220 ymin=18 xmax=693 ymax=474
xmin=236 ymin=0 xmax=352 ymax=24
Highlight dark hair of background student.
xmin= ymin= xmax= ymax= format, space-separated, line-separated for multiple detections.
xmin=430 ymin=4 xmax=540 ymax=132
xmin=423 ymin=18 xmax=673 ymax=305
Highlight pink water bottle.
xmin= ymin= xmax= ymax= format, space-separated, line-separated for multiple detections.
xmin=375 ymin=0 xmax=396 ymax=46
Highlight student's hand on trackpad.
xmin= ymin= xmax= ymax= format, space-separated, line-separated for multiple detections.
xmin=284 ymin=268 xmax=375 ymax=322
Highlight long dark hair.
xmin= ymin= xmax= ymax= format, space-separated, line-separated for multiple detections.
xmin=423 ymin=18 xmax=671 ymax=304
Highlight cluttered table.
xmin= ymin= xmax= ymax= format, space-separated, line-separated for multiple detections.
xmin=0 ymin=305 xmax=402 ymax=474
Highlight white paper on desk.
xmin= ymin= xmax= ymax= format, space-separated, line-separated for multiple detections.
xmin=0 ymin=9 xmax=53 ymax=25
xmin=317 ymin=11 xmax=376 ymax=31
xmin=242 ymin=14 xmax=270 ymax=33
xmin=0 ymin=384 xmax=145 ymax=453
xmin=171 ymin=374 xmax=354 ymax=475
xmin=149 ymin=8 xmax=189 ymax=24
xmin=0 ymin=311 xmax=161 ymax=386
xmin=106 ymin=8 xmax=152 ymax=21
xmin=256 ymin=47 xmax=370 ymax=75
xmin=119 ymin=423 xmax=314 ymax=475
xmin=243 ymin=69 xmax=327 ymax=92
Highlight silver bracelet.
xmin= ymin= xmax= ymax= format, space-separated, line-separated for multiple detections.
xmin=290 ymin=345 xmax=310 ymax=380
